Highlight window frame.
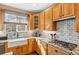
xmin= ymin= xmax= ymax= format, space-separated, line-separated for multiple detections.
xmin=4 ymin=11 xmax=28 ymax=39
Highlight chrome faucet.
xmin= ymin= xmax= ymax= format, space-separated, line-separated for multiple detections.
xmin=50 ymin=33 xmax=56 ymax=40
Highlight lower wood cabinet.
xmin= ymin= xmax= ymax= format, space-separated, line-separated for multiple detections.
xmin=48 ymin=44 xmax=71 ymax=55
xmin=4 ymin=39 xmax=72 ymax=55
xmin=40 ymin=40 xmax=48 ymax=54
xmin=22 ymin=44 xmax=29 ymax=54
xmin=13 ymin=46 xmax=22 ymax=55
xmin=28 ymin=38 xmax=35 ymax=53
xmin=36 ymin=43 xmax=41 ymax=54
xmin=4 ymin=42 xmax=9 ymax=53
xmin=33 ymin=39 xmax=41 ymax=54
xmin=4 ymin=42 xmax=29 ymax=55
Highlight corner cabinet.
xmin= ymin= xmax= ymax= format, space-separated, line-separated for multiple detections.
xmin=45 ymin=7 xmax=56 ymax=31
xmin=39 ymin=12 xmax=45 ymax=31
xmin=33 ymin=14 xmax=39 ymax=30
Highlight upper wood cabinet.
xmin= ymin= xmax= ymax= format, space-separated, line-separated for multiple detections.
xmin=45 ymin=7 xmax=53 ymax=31
xmin=0 ymin=8 xmax=4 ymax=31
xmin=75 ymin=4 xmax=79 ymax=32
xmin=53 ymin=4 xmax=62 ymax=21
xmin=28 ymin=14 xmax=34 ymax=30
xmin=39 ymin=12 xmax=45 ymax=31
xmin=53 ymin=3 xmax=75 ymax=21
xmin=29 ymin=14 xmax=39 ymax=30
xmin=61 ymin=3 xmax=75 ymax=18
xmin=33 ymin=14 xmax=39 ymax=30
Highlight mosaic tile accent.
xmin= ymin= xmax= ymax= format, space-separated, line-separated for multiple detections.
xmin=56 ymin=18 xmax=79 ymax=45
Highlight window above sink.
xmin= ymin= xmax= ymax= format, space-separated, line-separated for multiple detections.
xmin=4 ymin=11 xmax=28 ymax=39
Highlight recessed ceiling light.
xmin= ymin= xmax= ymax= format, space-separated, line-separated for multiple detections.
xmin=33 ymin=4 xmax=36 ymax=7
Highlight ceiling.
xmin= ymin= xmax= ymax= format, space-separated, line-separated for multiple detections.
xmin=2 ymin=3 xmax=53 ymax=13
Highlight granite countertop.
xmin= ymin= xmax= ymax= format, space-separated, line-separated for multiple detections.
xmin=0 ymin=37 xmax=79 ymax=55
xmin=33 ymin=37 xmax=79 ymax=55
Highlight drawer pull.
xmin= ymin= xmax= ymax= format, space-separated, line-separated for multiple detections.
xmin=55 ymin=50 xmax=58 ymax=52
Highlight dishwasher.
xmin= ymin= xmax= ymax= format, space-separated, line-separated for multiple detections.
xmin=0 ymin=43 xmax=5 ymax=54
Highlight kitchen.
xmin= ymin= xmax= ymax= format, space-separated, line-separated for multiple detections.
xmin=0 ymin=3 xmax=79 ymax=55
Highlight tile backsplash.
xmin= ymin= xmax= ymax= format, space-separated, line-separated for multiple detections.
xmin=56 ymin=18 xmax=79 ymax=45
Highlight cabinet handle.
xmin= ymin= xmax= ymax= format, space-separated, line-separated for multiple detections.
xmin=55 ymin=50 xmax=58 ymax=52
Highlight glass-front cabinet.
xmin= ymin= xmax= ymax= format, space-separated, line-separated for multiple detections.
xmin=33 ymin=15 xmax=39 ymax=29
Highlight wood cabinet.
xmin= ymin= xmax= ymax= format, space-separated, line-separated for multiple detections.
xmin=75 ymin=4 xmax=79 ymax=32
xmin=29 ymin=14 xmax=39 ymax=30
xmin=28 ymin=14 xmax=34 ymax=30
xmin=4 ymin=42 xmax=29 ymax=55
xmin=40 ymin=40 xmax=48 ymax=54
xmin=13 ymin=46 xmax=22 ymax=55
xmin=52 ymin=3 xmax=75 ymax=21
xmin=22 ymin=44 xmax=28 ymax=54
xmin=28 ymin=38 xmax=35 ymax=53
xmin=4 ymin=42 xmax=10 ymax=53
xmin=61 ymin=3 xmax=75 ymax=18
xmin=33 ymin=14 xmax=39 ymax=29
xmin=0 ymin=7 xmax=4 ymax=31
xmin=53 ymin=4 xmax=62 ymax=21
xmin=34 ymin=39 xmax=41 ymax=55
xmin=39 ymin=12 xmax=45 ymax=31
xmin=35 ymin=42 xmax=41 ymax=54
xmin=45 ymin=7 xmax=53 ymax=30
xmin=48 ymin=44 xmax=71 ymax=55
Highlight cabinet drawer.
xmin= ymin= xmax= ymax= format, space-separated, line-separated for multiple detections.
xmin=48 ymin=44 xmax=70 ymax=55
xmin=61 ymin=3 xmax=75 ymax=18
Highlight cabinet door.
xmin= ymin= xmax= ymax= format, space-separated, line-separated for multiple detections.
xmin=33 ymin=14 xmax=39 ymax=29
xmin=13 ymin=46 xmax=22 ymax=55
xmin=48 ymin=7 xmax=53 ymax=30
xmin=22 ymin=44 xmax=28 ymax=54
xmin=9 ymin=47 xmax=17 ymax=55
xmin=29 ymin=14 xmax=34 ymax=30
xmin=45 ymin=7 xmax=53 ymax=30
xmin=75 ymin=4 xmax=79 ymax=32
xmin=4 ymin=42 xmax=9 ymax=53
xmin=62 ymin=3 xmax=75 ymax=18
xmin=53 ymin=4 xmax=62 ymax=21
xmin=45 ymin=9 xmax=49 ymax=30
xmin=28 ymin=39 xmax=34 ymax=53
xmin=39 ymin=12 xmax=45 ymax=31
xmin=0 ymin=8 xmax=4 ymax=31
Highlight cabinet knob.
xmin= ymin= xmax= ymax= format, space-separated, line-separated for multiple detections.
xmin=55 ymin=50 xmax=58 ymax=52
